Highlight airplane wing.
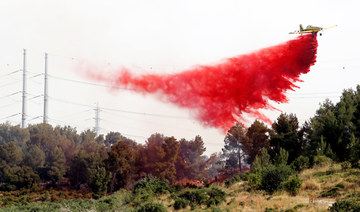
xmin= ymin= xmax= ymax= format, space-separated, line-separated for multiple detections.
xmin=289 ymin=31 xmax=301 ymax=34
xmin=324 ymin=25 xmax=337 ymax=30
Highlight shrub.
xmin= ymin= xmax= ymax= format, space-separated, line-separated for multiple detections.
xmin=290 ymin=156 xmax=309 ymax=172
xmin=133 ymin=178 xmax=171 ymax=195
xmin=96 ymin=195 xmax=118 ymax=212
xmin=211 ymin=206 xmax=222 ymax=212
xmin=206 ymin=187 xmax=226 ymax=207
xmin=178 ymin=189 xmax=207 ymax=205
xmin=313 ymin=155 xmax=332 ymax=167
xmin=224 ymin=179 xmax=235 ymax=187
xmin=264 ymin=208 xmax=278 ymax=212
xmin=335 ymin=182 xmax=346 ymax=189
xmin=260 ymin=165 xmax=293 ymax=194
xmin=320 ymin=187 xmax=340 ymax=198
xmin=341 ymin=161 xmax=352 ymax=170
xmin=136 ymin=202 xmax=167 ymax=212
xmin=248 ymin=172 xmax=262 ymax=190
xmin=173 ymin=198 xmax=189 ymax=210
xmin=329 ymin=199 xmax=360 ymax=211
xmin=283 ymin=175 xmax=302 ymax=196
xmin=60 ymin=199 xmax=95 ymax=211
xmin=302 ymin=179 xmax=320 ymax=190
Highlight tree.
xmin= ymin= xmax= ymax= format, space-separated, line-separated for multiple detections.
xmin=68 ymin=150 xmax=104 ymax=189
xmin=222 ymin=123 xmax=248 ymax=172
xmin=0 ymin=123 xmax=30 ymax=148
xmin=45 ymin=146 xmax=66 ymax=184
xmin=243 ymin=120 xmax=270 ymax=165
xmin=270 ymin=113 xmax=302 ymax=163
xmin=176 ymin=136 xmax=208 ymax=180
xmin=311 ymin=87 xmax=360 ymax=161
xmin=88 ymin=167 xmax=111 ymax=199
xmin=104 ymin=131 xmax=126 ymax=147
xmin=0 ymin=142 xmax=23 ymax=167
xmin=24 ymin=144 xmax=46 ymax=171
xmin=105 ymin=141 xmax=137 ymax=191
xmin=349 ymin=133 xmax=360 ymax=167
xmin=137 ymin=134 xmax=180 ymax=183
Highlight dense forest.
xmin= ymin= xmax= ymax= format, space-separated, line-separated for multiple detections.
xmin=0 ymin=85 xmax=360 ymax=202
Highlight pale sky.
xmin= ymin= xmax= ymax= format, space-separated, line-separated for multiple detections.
xmin=1 ymin=0 xmax=359 ymax=154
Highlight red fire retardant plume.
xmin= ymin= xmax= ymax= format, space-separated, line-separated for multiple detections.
xmin=88 ymin=34 xmax=318 ymax=131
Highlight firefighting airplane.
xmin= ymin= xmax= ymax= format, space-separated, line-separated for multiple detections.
xmin=289 ymin=24 xmax=337 ymax=36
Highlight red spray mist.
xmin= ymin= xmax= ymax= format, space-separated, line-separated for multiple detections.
xmin=87 ymin=34 xmax=318 ymax=131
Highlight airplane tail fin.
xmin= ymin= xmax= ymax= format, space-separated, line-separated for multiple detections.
xmin=300 ymin=24 xmax=304 ymax=31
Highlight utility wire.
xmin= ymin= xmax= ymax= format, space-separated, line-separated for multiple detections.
xmin=49 ymin=96 xmax=189 ymax=119
xmin=0 ymin=69 xmax=22 ymax=78
xmin=0 ymin=91 xmax=22 ymax=99
xmin=0 ymin=113 xmax=21 ymax=121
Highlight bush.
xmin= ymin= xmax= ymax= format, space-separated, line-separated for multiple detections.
xmin=260 ymin=165 xmax=293 ymax=194
xmin=313 ymin=155 xmax=332 ymax=166
xmin=320 ymin=187 xmax=340 ymax=198
xmin=206 ymin=187 xmax=226 ymax=207
xmin=173 ymin=198 xmax=189 ymax=210
xmin=224 ymin=179 xmax=235 ymax=187
xmin=329 ymin=199 xmax=360 ymax=211
xmin=133 ymin=178 xmax=171 ymax=195
xmin=341 ymin=161 xmax=352 ymax=170
xmin=335 ymin=182 xmax=346 ymax=189
xmin=211 ymin=206 xmax=222 ymax=212
xmin=178 ymin=189 xmax=207 ymax=205
xmin=136 ymin=202 xmax=167 ymax=212
xmin=96 ymin=195 xmax=118 ymax=212
xmin=290 ymin=156 xmax=309 ymax=172
xmin=283 ymin=175 xmax=302 ymax=196
xmin=248 ymin=172 xmax=262 ymax=190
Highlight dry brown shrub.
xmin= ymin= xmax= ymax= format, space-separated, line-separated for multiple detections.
xmin=302 ymin=179 xmax=320 ymax=191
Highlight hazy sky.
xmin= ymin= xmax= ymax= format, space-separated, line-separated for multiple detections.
xmin=1 ymin=0 xmax=359 ymax=154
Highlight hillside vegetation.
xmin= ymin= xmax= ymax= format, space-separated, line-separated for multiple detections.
xmin=0 ymin=86 xmax=360 ymax=211
xmin=0 ymin=162 xmax=359 ymax=211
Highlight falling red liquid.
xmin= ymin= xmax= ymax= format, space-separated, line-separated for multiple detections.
xmin=87 ymin=34 xmax=318 ymax=131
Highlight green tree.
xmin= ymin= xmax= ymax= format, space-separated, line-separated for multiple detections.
xmin=273 ymin=148 xmax=289 ymax=166
xmin=176 ymin=136 xmax=208 ymax=180
xmin=45 ymin=146 xmax=66 ymax=184
xmin=24 ymin=144 xmax=45 ymax=171
xmin=252 ymin=148 xmax=271 ymax=172
xmin=88 ymin=167 xmax=111 ymax=199
xmin=104 ymin=131 xmax=126 ymax=147
xmin=311 ymin=87 xmax=360 ymax=161
xmin=243 ymin=120 xmax=270 ymax=165
xmin=0 ymin=123 xmax=30 ymax=148
xmin=349 ymin=133 xmax=360 ymax=167
xmin=270 ymin=113 xmax=302 ymax=163
xmin=68 ymin=150 xmax=104 ymax=189
xmin=0 ymin=142 xmax=23 ymax=166
xmin=222 ymin=123 xmax=248 ymax=172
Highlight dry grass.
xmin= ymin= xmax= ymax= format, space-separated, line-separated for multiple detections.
xmin=302 ymin=179 xmax=320 ymax=191
xmin=156 ymin=163 xmax=359 ymax=212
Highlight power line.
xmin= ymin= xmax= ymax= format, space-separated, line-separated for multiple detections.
xmin=0 ymin=113 xmax=21 ymax=121
xmin=0 ymin=91 xmax=22 ymax=99
xmin=0 ymin=69 xmax=22 ymax=78
xmin=48 ymin=96 xmax=189 ymax=119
